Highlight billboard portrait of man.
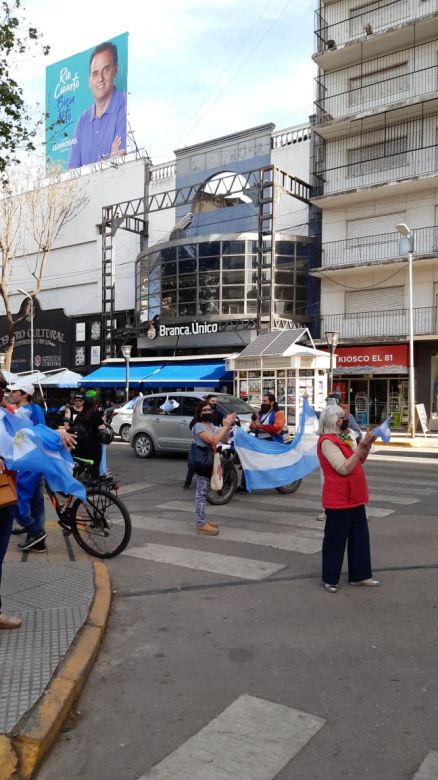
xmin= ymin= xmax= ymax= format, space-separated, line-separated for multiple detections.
xmin=45 ymin=32 xmax=128 ymax=171
xmin=68 ymin=42 xmax=127 ymax=169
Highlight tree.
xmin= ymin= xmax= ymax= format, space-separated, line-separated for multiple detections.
xmin=0 ymin=166 xmax=88 ymax=368
xmin=0 ymin=1 xmax=50 ymax=175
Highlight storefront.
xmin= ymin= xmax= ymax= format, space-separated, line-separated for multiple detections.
xmin=227 ymin=328 xmax=330 ymax=430
xmin=331 ymin=344 xmax=409 ymax=427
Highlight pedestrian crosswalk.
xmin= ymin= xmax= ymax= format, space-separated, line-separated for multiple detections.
xmin=136 ymin=695 xmax=325 ymax=780
xmin=122 ymin=463 xmax=437 ymax=585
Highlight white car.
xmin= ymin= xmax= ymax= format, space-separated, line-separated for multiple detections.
xmin=110 ymin=398 xmax=137 ymax=441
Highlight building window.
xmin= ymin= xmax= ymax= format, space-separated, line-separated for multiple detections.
xmin=347 ymin=132 xmax=408 ymax=177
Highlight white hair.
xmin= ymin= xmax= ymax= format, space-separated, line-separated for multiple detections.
xmin=318 ymin=404 xmax=344 ymax=434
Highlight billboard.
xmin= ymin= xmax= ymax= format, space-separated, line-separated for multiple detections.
xmin=45 ymin=32 xmax=128 ymax=171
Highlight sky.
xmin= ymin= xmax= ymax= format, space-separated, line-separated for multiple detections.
xmin=18 ymin=0 xmax=316 ymax=166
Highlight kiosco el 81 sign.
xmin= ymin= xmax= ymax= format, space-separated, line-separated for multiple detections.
xmin=45 ymin=32 xmax=128 ymax=171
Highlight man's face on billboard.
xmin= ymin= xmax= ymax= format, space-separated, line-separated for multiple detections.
xmin=89 ymin=49 xmax=117 ymax=105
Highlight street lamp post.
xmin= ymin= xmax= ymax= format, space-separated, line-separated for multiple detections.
xmin=121 ymin=345 xmax=132 ymax=403
xmin=325 ymin=330 xmax=340 ymax=394
xmin=17 ymin=288 xmax=34 ymax=373
xmin=396 ymin=223 xmax=416 ymax=438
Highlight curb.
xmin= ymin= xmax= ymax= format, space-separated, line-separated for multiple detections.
xmin=0 ymin=561 xmax=111 ymax=780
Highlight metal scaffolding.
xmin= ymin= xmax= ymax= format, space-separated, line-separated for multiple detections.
xmin=101 ymin=164 xmax=311 ymax=357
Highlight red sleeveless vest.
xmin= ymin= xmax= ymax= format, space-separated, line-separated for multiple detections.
xmin=317 ymin=433 xmax=368 ymax=509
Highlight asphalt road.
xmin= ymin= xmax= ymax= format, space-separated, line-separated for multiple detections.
xmin=37 ymin=441 xmax=438 ymax=780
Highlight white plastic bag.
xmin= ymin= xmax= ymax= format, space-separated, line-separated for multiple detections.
xmin=210 ymin=451 xmax=223 ymax=491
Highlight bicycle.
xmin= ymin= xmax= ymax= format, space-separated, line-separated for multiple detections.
xmin=45 ymin=457 xmax=132 ymax=558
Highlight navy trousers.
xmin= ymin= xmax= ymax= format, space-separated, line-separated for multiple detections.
xmin=322 ymin=504 xmax=373 ymax=585
xmin=0 ymin=504 xmax=15 ymax=613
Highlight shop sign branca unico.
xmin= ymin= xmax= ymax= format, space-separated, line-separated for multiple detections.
xmin=148 ymin=321 xmax=219 ymax=340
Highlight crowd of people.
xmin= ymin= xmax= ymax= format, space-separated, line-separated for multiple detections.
xmin=1 ymin=383 xmax=381 ymax=632
xmin=186 ymin=390 xmax=380 ymax=594
xmin=0 ymin=383 xmax=108 ymax=631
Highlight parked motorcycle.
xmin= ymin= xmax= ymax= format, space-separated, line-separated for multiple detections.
xmin=207 ymin=442 xmax=302 ymax=505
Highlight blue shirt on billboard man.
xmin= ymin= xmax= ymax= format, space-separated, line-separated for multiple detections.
xmin=68 ymin=42 xmax=127 ymax=169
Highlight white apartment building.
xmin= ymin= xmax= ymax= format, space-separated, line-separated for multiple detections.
xmin=312 ymin=0 xmax=438 ymax=426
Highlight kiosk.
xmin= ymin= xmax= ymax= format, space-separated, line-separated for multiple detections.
xmin=227 ymin=328 xmax=331 ymax=431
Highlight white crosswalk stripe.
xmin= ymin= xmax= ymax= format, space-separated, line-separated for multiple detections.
xmin=412 ymin=751 xmax=438 ymax=779
xmin=133 ymin=513 xmax=323 ymax=554
xmin=123 ymin=543 xmax=286 ymax=580
xmin=136 ymin=695 xmax=325 ymax=780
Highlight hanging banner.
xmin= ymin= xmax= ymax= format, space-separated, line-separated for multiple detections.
xmin=45 ymin=32 xmax=128 ymax=171
xmin=332 ymin=344 xmax=408 ymax=375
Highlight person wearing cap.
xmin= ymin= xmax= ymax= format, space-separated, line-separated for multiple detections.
xmin=64 ymin=394 xmax=84 ymax=429
xmin=7 ymin=381 xmax=47 ymax=552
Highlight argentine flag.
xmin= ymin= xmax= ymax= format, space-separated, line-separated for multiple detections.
xmin=234 ymin=397 xmax=319 ymax=491
xmin=0 ymin=409 xmax=86 ymax=516
xmin=373 ymin=415 xmax=392 ymax=443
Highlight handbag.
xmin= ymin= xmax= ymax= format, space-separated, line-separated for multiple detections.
xmin=0 ymin=472 xmax=17 ymax=508
xmin=97 ymin=424 xmax=114 ymax=445
xmin=188 ymin=443 xmax=214 ymax=477
xmin=210 ymin=452 xmax=223 ymax=491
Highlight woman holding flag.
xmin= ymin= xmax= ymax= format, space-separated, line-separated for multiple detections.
xmin=317 ymin=403 xmax=380 ymax=593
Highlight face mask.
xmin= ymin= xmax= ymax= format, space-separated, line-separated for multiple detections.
xmin=339 ymin=418 xmax=349 ymax=431
xmin=260 ymin=403 xmax=270 ymax=414
xmin=201 ymin=413 xmax=213 ymax=422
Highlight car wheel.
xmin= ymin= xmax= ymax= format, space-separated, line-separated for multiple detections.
xmin=133 ymin=433 xmax=155 ymax=459
xmin=119 ymin=424 xmax=131 ymax=442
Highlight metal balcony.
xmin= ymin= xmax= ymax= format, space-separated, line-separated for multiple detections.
xmin=316 ymin=60 xmax=438 ymax=123
xmin=321 ymin=306 xmax=438 ymax=339
xmin=322 ymin=225 xmax=438 ymax=268
xmin=315 ymin=0 xmax=438 ymax=54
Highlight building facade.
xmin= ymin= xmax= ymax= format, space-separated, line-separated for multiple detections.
xmin=312 ymin=0 xmax=438 ymax=424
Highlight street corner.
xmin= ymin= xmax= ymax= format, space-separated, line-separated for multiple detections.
xmin=0 ymin=735 xmax=18 ymax=780
xmin=2 ymin=561 xmax=111 ymax=779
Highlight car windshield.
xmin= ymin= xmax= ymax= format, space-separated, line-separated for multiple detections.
xmin=214 ymin=394 xmax=256 ymax=414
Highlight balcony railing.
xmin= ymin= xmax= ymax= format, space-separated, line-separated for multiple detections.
xmin=315 ymin=0 xmax=437 ymax=54
xmin=316 ymin=61 xmax=438 ymax=122
xmin=321 ymin=306 xmax=438 ymax=339
xmin=314 ymin=112 xmax=438 ymax=196
xmin=322 ymin=225 xmax=438 ymax=268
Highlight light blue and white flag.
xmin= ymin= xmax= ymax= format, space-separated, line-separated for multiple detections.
xmin=0 ymin=409 xmax=86 ymax=516
xmin=373 ymin=415 xmax=392 ymax=443
xmin=234 ymin=397 xmax=319 ymax=491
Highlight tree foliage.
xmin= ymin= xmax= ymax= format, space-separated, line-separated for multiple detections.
xmin=0 ymin=1 xmax=50 ymax=174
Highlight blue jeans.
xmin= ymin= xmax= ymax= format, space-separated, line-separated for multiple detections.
xmin=16 ymin=476 xmax=45 ymax=537
xmin=0 ymin=504 xmax=15 ymax=613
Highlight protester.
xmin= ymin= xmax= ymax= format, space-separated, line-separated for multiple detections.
xmin=0 ymin=455 xmax=21 ymax=628
xmin=7 ymin=381 xmax=47 ymax=552
xmin=64 ymin=394 xmax=85 ymax=429
xmin=236 ymin=392 xmax=286 ymax=493
xmin=70 ymin=396 xmax=106 ymax=479
xmin=317 ymin=404 xmax=380 ymax=593
xmin=191 ymin=400 xmax=236 ymax=536
xmin=184 ymin=395 xmax=224 ymax=490
xmin=249 ymin=393 xmax=285 ymax=442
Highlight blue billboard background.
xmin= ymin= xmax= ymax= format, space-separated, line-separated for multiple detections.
xmin=45 ymin=32 xmax=128 ymax=171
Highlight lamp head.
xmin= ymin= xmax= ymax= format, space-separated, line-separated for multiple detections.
xmin=395 ymin=223 xmax=412 ymax=238
xmin=121 ymin=345 xmax=132 ymax=360
xmin=325 ymin=330 xmax=340 ymax=349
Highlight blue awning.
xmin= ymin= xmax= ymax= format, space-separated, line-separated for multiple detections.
xmin=80 ymin=361 xmax=232 ymax=388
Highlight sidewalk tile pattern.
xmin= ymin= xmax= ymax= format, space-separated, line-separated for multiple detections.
xmin=0 ymin=561 xmax=94 ymax=734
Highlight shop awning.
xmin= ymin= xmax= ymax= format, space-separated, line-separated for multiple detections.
xmin=80 ymin=361 xmax=232 ymax=388
xmin=80 ymin=364 xmax=163 ymax=387
xmin=141 ymin=362 xmax=233 ymax=386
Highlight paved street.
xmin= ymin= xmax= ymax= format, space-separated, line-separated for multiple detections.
xmin=36 ymin=441 xmax=438 ymax=780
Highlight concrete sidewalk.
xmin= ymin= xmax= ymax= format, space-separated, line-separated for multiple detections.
xmin=0 ymin=516 xmax=111 ymax=779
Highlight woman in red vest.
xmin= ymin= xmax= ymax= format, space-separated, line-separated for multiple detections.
xmin=317 ymin=404 xmax=380 ymax=593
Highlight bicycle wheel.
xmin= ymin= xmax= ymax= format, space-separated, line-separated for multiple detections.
xmin=70 ymin=488 xmax=132 ymax=558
